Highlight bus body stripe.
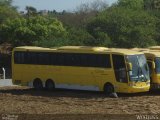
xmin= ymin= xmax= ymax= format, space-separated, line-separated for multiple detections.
xmin=55 ymin=84 xmax=100 ymax=91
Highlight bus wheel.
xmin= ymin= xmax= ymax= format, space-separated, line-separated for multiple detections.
xmin=33 ymin=78 xmax=43 ymax=90
xmin=104 ymin=83 xmax=117 ymax=97
xmin=45 ymin=79 xmax=55 ymax=91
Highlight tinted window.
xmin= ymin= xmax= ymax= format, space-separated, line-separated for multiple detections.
xmin=155 ymin=57 xmax=160 ymax=74
xmin=112 ymin=55 xmax=125 ymax=69
xmin=14 ymin=52 xmax=111 ymax=68
xmin=14 ymin=51 xmax=25 ymax=64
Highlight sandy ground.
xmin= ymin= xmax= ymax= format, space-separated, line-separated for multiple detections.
xmin=0 ymin=86 xmax=160 ymax=120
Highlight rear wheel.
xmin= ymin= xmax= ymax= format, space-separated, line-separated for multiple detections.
xmin=45 ymin=79 xmax=55 ymax=91
xmin=33 ymin=78 xmax=43 ymax=90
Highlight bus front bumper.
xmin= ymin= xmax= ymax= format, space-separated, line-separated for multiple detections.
xmin=126 ymin=85 xmax=150 ymax=93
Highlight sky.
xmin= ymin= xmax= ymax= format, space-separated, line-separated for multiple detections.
xmin=12 ymin=0 xmax=118 ymax=12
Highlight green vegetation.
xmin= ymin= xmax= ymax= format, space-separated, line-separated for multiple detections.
xmin=0 ymin=16 xmax=66 ymax=46
xmin=87 ymin=8 xmax=157 ymax=48
xmin=0 ymin=0 xmax=160 ymax=48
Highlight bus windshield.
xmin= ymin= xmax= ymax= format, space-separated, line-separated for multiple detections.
xmin=155 ymin=57 xmax=160 ymax=74
xmin=126 ymin=54 xmax=150 ymax=82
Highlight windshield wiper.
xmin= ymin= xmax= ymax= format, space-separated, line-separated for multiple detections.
xmin=136 ymin=57 xmax=148 ymax=82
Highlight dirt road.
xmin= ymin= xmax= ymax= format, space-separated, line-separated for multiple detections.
xmin=0 ymin=86 xmax=160 ymax=119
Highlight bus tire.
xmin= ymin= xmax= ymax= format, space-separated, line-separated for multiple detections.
xmin=45 ymin=79 xmax=55 ymax=91
xmin=33 ymin=78 xmax=43 ymax=90
xmin=103 ymin=83 xmax=115 ymax=96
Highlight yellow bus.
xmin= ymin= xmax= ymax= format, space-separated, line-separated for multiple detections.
xmin=143 ymin=51 xmax=160 ymax=90
xmin=131 ymin=48 xmax=160 ymax=90
xmin=12 ymin=46 xmax=150 ymax=95
xmin=149 ymin=46 xmax=160 ymax=50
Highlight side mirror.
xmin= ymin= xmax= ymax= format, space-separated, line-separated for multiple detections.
xmin=127 ymin=62 xmax=132 ymax=71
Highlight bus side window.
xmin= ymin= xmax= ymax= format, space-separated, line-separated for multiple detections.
xmin=51 ymin=53 xmax=57 ymax=65
xmin=98 ymin=54 xmax=111 ymax=68
xmin=14 ymin=52 xmax=20 ymax=64
xmin=37 ymin=52 xmax=43 ymax=65
xmin=30 ymin=52 xmax=37 ymax=64
xmin=14 ymin=52 xmax=25 ymax=64
xmin=68 ymin=53 xmax=72 ymax=66
xmin=44 ymin=52 xmax=50 ymax=65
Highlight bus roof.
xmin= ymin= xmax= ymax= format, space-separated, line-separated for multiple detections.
xmin=57 ymin=46 xmax=109 ymax=51
xmin=143 ymin=51 xmax=160 ymax=57
xmin=108 ymin=48 xmax=143 ymax=55
xmin=131 ymin=48 xmax=160 ymax=57
xmin=149 ymin=46 xmax=160 ymax=50
xmin=14 ymin=46 xmax=143 ymax=55
xmin=131 ymin=48 xmax=149 ymax=52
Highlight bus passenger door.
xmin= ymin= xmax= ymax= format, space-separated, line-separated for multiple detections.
xmin=112 ymin=54 xmax=128 ymax=92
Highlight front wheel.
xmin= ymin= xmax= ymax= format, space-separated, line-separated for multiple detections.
xmin=104 ymin=83 xmax=118 ymax=98
xmin=104 ymin=84 xmax=114 ymax=94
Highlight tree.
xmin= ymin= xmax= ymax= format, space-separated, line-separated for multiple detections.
xmin=144 ymin=0 xmax=160 ymax=10
xmin=0 ymin=16 xmax=66 ymax=46
xmin=0 ymin=0 xmax=13 ymax=7
xmin=25 ymin=6 xmax=38 ymax=19
xmin=0 ymin=0 xmax=19 ymax=24
xmin=76 ymin=0 xmax=108 ymax=13
xmin=117 ymin=0 xmax=144 ymax=9
xmin=87 ymin=7 xmax=157 ymax=48
xmin=58 ymin=0 xmax=108 ymax=28
xmin=66 ymin=27 xmax=95 ymax=46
